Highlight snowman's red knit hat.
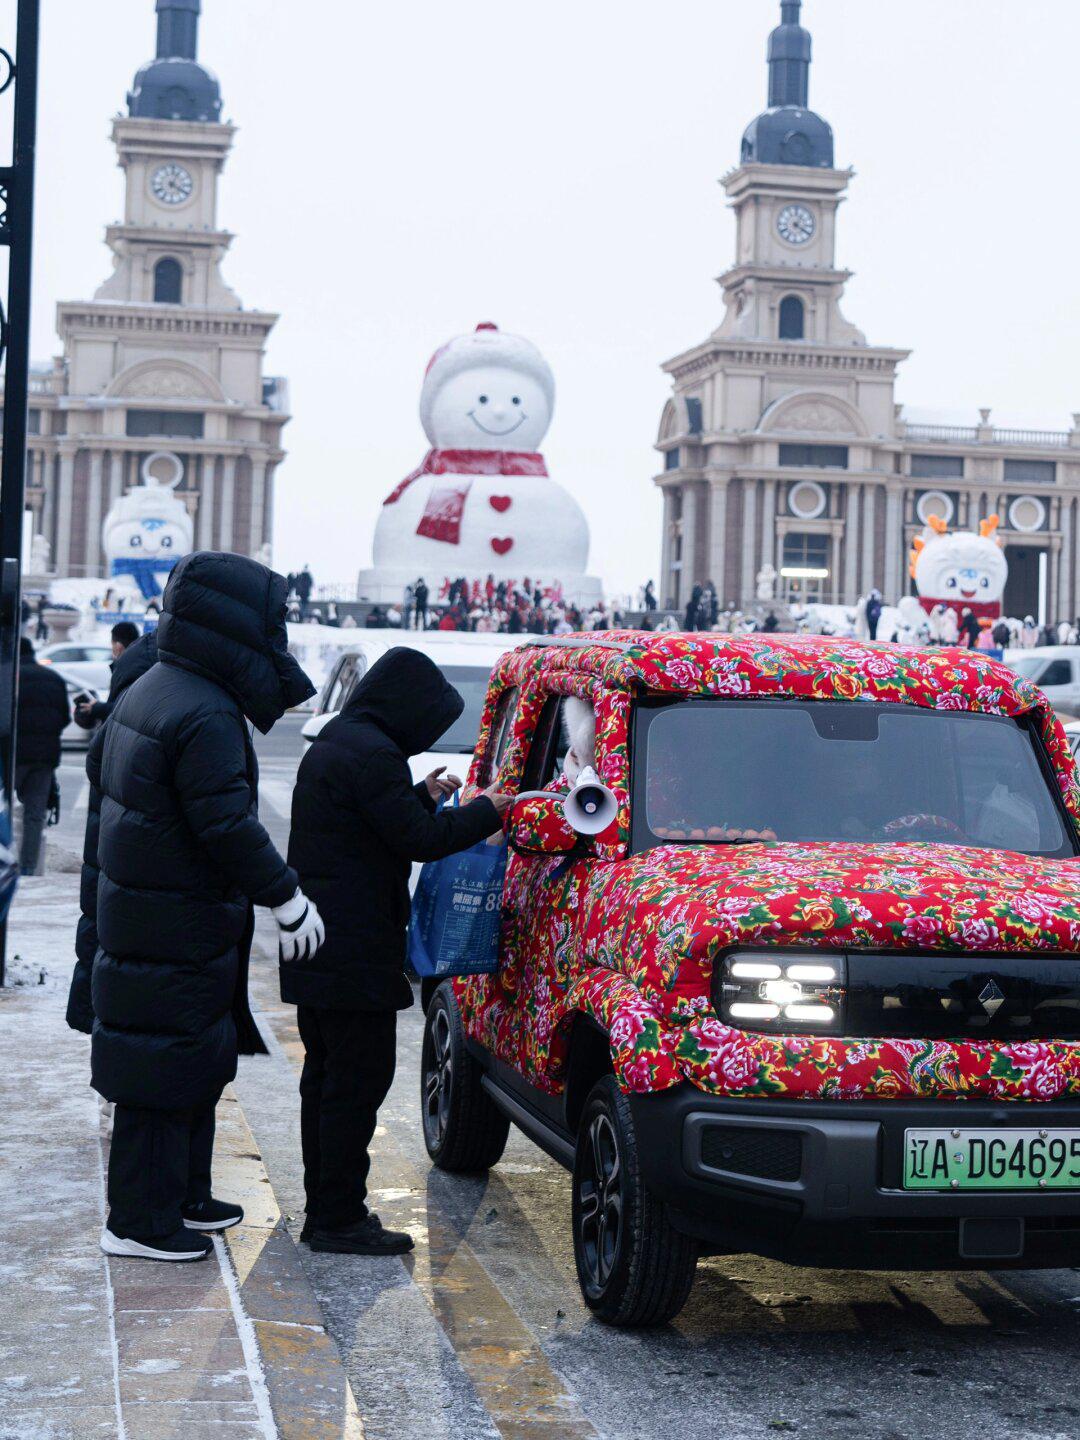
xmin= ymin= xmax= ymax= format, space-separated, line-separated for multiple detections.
xmin=420 ymin=323 xmax=555 ymax=444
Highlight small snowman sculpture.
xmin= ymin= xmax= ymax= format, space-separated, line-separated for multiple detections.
xmin=359 ymin=323 xmax=600 ymax=604
xmin=101 ymin=453 xmax=194 ymax=600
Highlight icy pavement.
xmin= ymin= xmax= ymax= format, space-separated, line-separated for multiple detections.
xmin=0 ymin=877 xmax=360 ymax=1440
xmin=10 ymin=856 xmax=1080 ymax=1438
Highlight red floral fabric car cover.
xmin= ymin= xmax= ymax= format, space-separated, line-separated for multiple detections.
xmin=455 ymin=633 xmax=1080 ymax=1103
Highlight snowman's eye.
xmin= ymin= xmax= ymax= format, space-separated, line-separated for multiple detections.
xmin=130 ymin=535 xmax=142 ymax=548
xmin=478 ymin=395 xmax=489 ymax=405
xmin=512 ymin=396 xmax=521 ymax=405
xmin=945 ymin=576 xmax=956 ymax=588
xmin=161 ymin=536 xmax=173 ymax=549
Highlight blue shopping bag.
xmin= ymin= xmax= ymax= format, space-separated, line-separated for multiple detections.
xmin=408 ymin=795 xmax=507 ymax=978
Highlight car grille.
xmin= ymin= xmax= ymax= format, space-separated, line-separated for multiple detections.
xmin=699 ymin=1125 xmax=803 ymax=1182
xmin=846 ymin=952 xmax=1080 ymax=1040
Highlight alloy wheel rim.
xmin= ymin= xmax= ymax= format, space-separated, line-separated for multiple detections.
xmin=577 ymin=1112 xmax=622 ymax=1292
xmin=423 ymin=1008 xmax=453 ymax=1147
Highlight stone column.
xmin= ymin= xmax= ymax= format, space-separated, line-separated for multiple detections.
xmin=679 ymin=484 xmax=698 ymax=609
xmin=54 ymin=447 xmax=76 ymax=576
xmin=861 ymin=485 xmax=876 ymax=596
xmin=199 ymin=457 xmax=217 ymax=550
xmin=708 ymin=477 xmax=728 ymax=607
xmin=38 ymin=453 xmax=53 ymax=557
xmin=86 ymin=450 xmax=105 ymax=578
xmin=1059 ymin=499 xmax=1073 ymax=623
xmin=249 ymin=457 xmax=268 ymax=557
xmin=843 ymin=485 xmax=860 ymax=603
xmin=760 ymin=480 xmax=776 ymax=581
xmin=219 ymin=456 xmax=237 ymax=553
xmin=884 ymin=485 xmax=903 ymax=601
xmin=740 ymin=479 xmax=757 ymax=606
xmin=659 ymin=487 xmax=675 ymax=607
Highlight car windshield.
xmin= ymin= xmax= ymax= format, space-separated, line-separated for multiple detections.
xmin=637 ymin=700 xmax=1073 ymax=857
xmin=428 ymin=664 xmax=495 ymax=754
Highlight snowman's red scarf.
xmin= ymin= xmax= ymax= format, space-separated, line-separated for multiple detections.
xmin=383 ymin=448 xmax=548 ymax=545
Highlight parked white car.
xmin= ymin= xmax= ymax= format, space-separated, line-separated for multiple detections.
xmin=1003 ymin=647 xmax=1080 ymax=714
xmin=36 ymin=641 xmax=114 ymax=696
xmin=302 ymin=630 xmax=535 ymax=786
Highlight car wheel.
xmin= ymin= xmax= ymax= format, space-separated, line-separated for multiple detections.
xmin=572 ymin=1075 xmax=698 ymax=1326
xmin=421 ymin=984 xmax=509 ymax=1172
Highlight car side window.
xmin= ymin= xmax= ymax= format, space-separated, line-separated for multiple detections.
xmin=51 ymin=647 xmax=80 ymax=662
xmin=522 ymin=695 xmax=564 ymax=793
xmin=341 ymin=656 xmax=367 ymax=708
xmin=1040 ymin=659 xmax=1072 ymax=687
xmin=324 ymin=657 xmax=354 ymax=713
xmin=476 ymin=686 xmax=519 ymax=788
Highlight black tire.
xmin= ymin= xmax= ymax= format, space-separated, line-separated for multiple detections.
xmin=421 ymin=985 xmax=510 ymax=1172
xmin=571 ymin=1075 xmax=698 ymax=1326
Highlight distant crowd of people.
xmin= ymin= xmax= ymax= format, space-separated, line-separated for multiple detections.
xmin=386 ymin=575 xmax=624 ymax=635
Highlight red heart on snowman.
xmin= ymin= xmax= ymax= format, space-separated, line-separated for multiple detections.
xmin=489 ymin=495 xmax=512 ymax=513
xmin=490 ymin=537 xmax=514 ymax=556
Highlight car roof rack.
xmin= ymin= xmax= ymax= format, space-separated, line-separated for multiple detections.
xmin=519 ymin=636 xmax=639 ymax=654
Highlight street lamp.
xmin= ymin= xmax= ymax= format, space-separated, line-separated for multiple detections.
xmin=0 ymin=0 xmax=41 ymax=986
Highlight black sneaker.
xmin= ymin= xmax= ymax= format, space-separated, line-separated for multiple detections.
xmin=181 ymin=1198 xmax=244 ymax=1232
xmin=101 ymin=1226 xmax=213 ymax=1262
xmin=298 ymin=1216 xmax=317 ymax=1244
xmin=309 ymin=1214 xmax=414 ymax=1256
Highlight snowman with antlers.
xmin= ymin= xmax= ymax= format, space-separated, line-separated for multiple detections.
xmin=359 ymin=323 xmax=600 ymax=606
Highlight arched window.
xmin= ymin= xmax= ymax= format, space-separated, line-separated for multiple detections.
xmin=153 ymin=257 xmax=183 ymax=305
xmin=778 ymin=294 xmax=805 ymax=340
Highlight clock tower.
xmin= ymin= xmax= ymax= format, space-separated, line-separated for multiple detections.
xmin=654 ymin=0 xmax=910 ymax=613
xmin=37 ymin=0 xmax=290 ymax=579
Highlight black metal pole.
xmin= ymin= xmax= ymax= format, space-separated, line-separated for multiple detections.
xmin=0 ymin=0 xmax=41 ymax=986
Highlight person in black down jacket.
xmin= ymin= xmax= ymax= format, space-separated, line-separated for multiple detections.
xmin=94 ymin=552 xmax=325 ymax=1264
xmin=286 ymin=647 xmax=511 ymax=1255
xmin=15 ymin=636 xmax=70 ymax=874
xmin=66 ymin=631 xmax=158 ymax=1036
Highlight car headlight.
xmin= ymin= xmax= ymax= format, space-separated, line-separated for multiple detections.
xmin=717 ymin=951 xmax=847 ymax=1031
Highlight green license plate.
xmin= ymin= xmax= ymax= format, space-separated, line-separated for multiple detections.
xmin=904 ymin=1128 xmax=1080 ymax=1190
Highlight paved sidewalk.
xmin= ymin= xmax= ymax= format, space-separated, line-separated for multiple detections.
xmin=0 ymin=876 xmax=363 ymax=1440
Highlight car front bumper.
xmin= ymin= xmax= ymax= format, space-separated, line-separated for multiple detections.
xmin=629 ymin=1086 xmax=1080 ymax=1268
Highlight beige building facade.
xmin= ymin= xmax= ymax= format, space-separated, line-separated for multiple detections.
xmin=16 ymin=0 xmax=288 ymax=580
xmin=656 ymin=2 xmax=1079 ymax=623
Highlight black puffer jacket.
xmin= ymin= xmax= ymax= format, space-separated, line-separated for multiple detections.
xmin=66 ymin=634 xmax=158 ymax=1035
xmin=16 ymin=641 xmax=70 ymax=767
xmin=91 ymin=553 xmax=315 ymax=1110
xmin=285 ymin=648 xmax=500 ymax=1011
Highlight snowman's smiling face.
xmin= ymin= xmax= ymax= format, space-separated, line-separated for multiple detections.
xmin=108 ymin=517 xmax=189 ymax=563
xmin=429 ymin=366 xmax=551 ymax=451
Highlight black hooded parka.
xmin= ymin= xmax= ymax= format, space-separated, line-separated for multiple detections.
xmin=90 ymin=552 xmax=315 ymax=1110
xmin=285 ymin=647 xmax=500 ymax=1011
xmin=67 ymin=632 xmax=158 ymax=1035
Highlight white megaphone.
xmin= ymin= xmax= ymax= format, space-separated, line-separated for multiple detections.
xmin=561 ymin=766 xmax=618 ymax=837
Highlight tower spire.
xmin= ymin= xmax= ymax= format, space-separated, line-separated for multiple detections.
xmin=155 ymin=0 xmax=200 ymax=61
xmin=767 ymin=0 xmax=811 ymax=109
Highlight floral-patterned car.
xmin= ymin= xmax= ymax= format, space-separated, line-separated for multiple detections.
xmin=419 ymin=631 xmax=1080 ymax=1325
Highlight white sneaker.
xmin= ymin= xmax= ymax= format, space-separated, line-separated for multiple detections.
xmin=101 ymin=1227 xmax=212 ymax=1262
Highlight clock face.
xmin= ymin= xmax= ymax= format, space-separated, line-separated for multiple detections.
xmin=776 ymin=203 xmax=815 ymax=246
xmin=151 ymin=163 xmax=194 ymax=207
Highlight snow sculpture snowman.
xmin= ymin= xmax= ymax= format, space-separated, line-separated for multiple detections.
xmin=101 ymin=452 xmax=194 ymax=600
xmin=358 ymin=323 xmax=600 ymax=604
xmin=909 ymin=514 xmax=1008 ymax=621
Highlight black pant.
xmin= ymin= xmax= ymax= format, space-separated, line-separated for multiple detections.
xmin=107 ymin=1094 xmax=219 ymax=1237
xmin=297 ymin=1007 xmax=397 ymax=1232
xmin=14 ymin=762 xmax=53 ymax=874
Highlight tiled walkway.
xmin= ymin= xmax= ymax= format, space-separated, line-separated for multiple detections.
xmin=0 ymin=878 xmax=362 ymax=1440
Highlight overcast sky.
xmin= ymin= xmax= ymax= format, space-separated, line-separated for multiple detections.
xmin=6 ymin=0 xmax=1080 ymax=592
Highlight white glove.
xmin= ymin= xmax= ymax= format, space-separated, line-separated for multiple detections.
xmin=273 ymin=888 xmax=325 ymax=962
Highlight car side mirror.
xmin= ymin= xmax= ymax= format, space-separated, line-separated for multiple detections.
xmin=507 ymin=794 xmax=582 ymax=858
